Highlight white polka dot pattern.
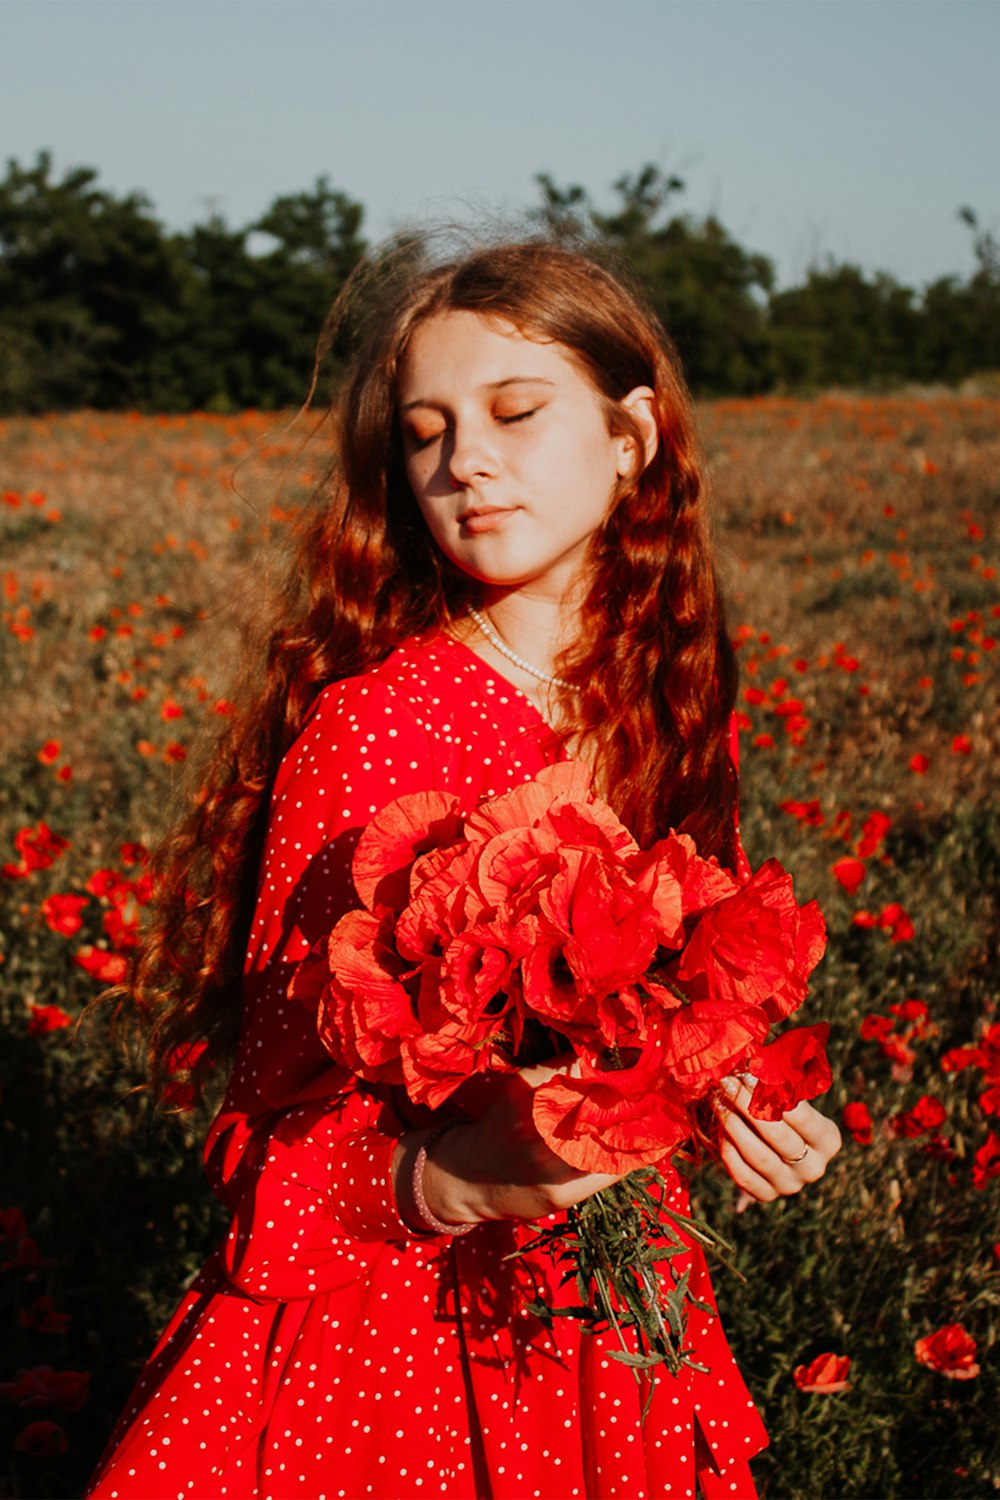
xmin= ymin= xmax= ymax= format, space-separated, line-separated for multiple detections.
xmin=86 ymin=633 xmax=767 ymax=1500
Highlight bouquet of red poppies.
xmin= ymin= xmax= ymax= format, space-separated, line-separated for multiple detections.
xmin=293 ymin=762 xmax=830 ymax=1375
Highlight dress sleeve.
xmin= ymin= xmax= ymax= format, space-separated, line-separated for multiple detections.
xmin=202 ymin=674 xmax=443 ymax=1300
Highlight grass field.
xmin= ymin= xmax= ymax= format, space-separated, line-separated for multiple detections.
xmin=1 ymin=395 xmax=998 ymax=1499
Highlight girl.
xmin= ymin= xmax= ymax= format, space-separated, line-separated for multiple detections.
xmin=88 ymin=240 xmax=840 ymax=1500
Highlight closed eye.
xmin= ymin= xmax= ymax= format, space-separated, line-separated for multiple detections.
xmin=496 ymin=408 xmax=538 ymax=426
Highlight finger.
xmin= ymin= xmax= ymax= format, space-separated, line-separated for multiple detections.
xmin=716 ymin=1109 xmax=806 ymax=1193
xmin=719 ymin=1079 xmax=839 ymax=1166
xmin=717 ymin=1137 xmax=781 ymax=1202
xmin=715 ymin=1079 xmax=815 ymax=1167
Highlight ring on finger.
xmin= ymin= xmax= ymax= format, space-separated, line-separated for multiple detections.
xmin=780 ymin=1146 xmax=809 ymax=1165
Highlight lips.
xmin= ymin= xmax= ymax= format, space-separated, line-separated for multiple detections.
xmin=458 ymin=506 xmax=517 ymax=534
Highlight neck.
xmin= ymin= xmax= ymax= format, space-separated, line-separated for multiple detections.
xmin=481 ymin=590 xmax=574 ymax=680
xmin=454 ymin=588 xmax=582 ymax=720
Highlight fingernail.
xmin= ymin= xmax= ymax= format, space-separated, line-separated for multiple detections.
xmin=720 ymin=1076 xmax=740 ymax=1097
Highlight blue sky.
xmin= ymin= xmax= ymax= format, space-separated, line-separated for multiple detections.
xmin=4 ymin=0 xmax=997 ymax=289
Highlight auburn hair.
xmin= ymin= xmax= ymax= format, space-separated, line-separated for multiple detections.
xmin=114 ymin=238 xmax=738 ymax=1099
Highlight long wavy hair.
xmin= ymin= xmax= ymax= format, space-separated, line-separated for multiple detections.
xmin=117 ymin=238 xmax=738 ymax=1099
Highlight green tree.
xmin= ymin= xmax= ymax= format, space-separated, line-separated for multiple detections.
xmin=0 ymin=151 xmax=193 ymax=411
xmin=532 ymin=166 xmax=774 ymax=394
xmin=769 ymin=264 xmax=920 ymax=391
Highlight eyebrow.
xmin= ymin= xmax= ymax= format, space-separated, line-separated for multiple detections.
xmin=400 ymin=376 xmax=556 ymax=413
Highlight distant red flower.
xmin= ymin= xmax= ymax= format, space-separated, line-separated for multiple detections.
xmin=981 ymin=1085 xmax=1000 ymax=1117
xmin=860 ymin=1014 xmax=893 ymax=1041
xmin=36 ymin=739 xmax=61 ymax=765
xmin=889 ymin=999 xmax=928 ymax=1023
xmin=908 ymin=753 xmax=930 ymax=774
xmin=832 ymin=857 xmax=866 ymax=896
xmin=842 ymin=1101 xmax=873 ymax=1145
xmin=26 ymin=1004 xmax=72 ymax=1035
xmin=163 ymin=741 xmax=188 ymax=763
xmin=940 ymin=1044 xmax=982 ymax=1073
xmin=19 ymin=1296 xmax=70 ymax=1334
xmin=914 ymin=1324 xmax=980 ymax=1379
xmin=14 ymin=1420 xmax=68 ymax=1457
xmin=856 ymin=811 xmax=892 ymax=859
xmin=793 ymin=1353 xmax=851 ymax=1393
xmin=86 ymin=868 xmax=126 ymax=900
xmin=119 ymin=842 xmax=148 ymax=866
xmin=878 ymin=903 xmax=914 ymax=943
xmin=40 ymin=893 xmax=87 ymax=937
xmin=951 ymin=735 xmax=972 ymax=756
xmin=160 ymin=697 xmax=184 ymax=721
xmin=893 ymin=1095 xmax=946 ymax=1138
xmin=972 ymin=1133 xmax=1000 ymax=1191
xmin=0 ymin=1366 xmax=90 ymax=1410
xmin=779 ymin=799 xmax=824 ymax=827
xmin=73 ymin=946 xmax=128 ymax=984
xmin=880 ymin=1034 xmax=917 ymax=1069
xmin=2 ymin=822 xmax=70 ymax=879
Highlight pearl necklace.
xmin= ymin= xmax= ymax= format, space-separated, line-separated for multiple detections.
xmin=468 ymin=608 xmax=579 ymax=693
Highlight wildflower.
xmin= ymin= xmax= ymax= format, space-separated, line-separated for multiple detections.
xmin=832 ymin=857 xmax=866 ymax=895
xmin=914 ymin=1324 xmax=980 ymax=1379
xmin=793 ymin=1353 xmax=851 ymax=1393
xmin=972 ymin=1133 xmax=1000 ymax=1191
xmin=842 ymin=1101 xmax=873 ymax=1145
xmin=14 ymin=1421 xmax=68 ymax=1457
xmin=40 ymin=893 xmax=87 ymax=937
xmin=27 ymin=1004 xmax=73 ymax=1035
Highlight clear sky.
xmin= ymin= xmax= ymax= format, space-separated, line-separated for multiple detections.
xmin=3 ymin=0 xmax=998 ymax=290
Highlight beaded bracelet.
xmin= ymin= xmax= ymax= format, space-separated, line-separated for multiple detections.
xmin=411 ymin=1119 xmax=478 ymax=1236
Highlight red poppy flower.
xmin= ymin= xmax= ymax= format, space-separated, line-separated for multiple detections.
xmin=842 ymin=1101 xmax=873 ymax=1145
xmin=908 ymin=753 xmax=930 ymax=774
xmin=14 ymin=1421 xmax=68 ymax=1457
xmin=353 ymin=790 xmax=464 ymax=914
xmin=73 ymin=946 xmax=128 ymax=984
xmin=86 ymin=868 xmax=129 ymax=901
xmin=27 ymin=1004 xmax=73 ymax=1035
xmin=0 ymin=1366 xmax=90 ymax=1410
xmin=531 ymin=1022 xmax=691 ymax=1174
xmin=893 ymin=1095 xmax=946 ymax=1138
xmin=36 ymin=739 xmax=61 ymax=766
xmin=832 ymin=857 xmax=866 ymax=895
xmin=914 ymin=1324 xmax=980 ymax=1379
xmin=860 ymin=1014 xmax=893 ymax=1041
xmin=939 ymin=1044 xmax=982 ymax=1073
xmin=793 ymin=1353 xmax=851 ymax=1393
xmin=671 ymin=860 xmax=825 ymax=1020
xmin=19 ymin=1297 xmax=70 ymax=1334
xmin=40 ymin=893 xmax=87 ymax=937
xmin=878 ymin=903 xmax=914 ymax=943
xmin=972 ymin=1133 xmax=1000 ymax=1191
xmin=951 ymin=734 xmax=972 ymax=756
xmin=856 ymin=812 xmax=892 ymax=858
xmin=747 ymin=1025 xmax=832 ymax=1120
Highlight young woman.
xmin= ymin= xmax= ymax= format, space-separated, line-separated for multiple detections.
xmin=88 ymin=240 xmax=840 ymax=1500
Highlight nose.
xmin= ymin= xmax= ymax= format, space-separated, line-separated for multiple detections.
xmin=447 ymin=421 xmax=498 ymax=488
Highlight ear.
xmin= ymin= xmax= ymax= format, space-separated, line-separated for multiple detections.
xmin=615 ymin=386 xmax=659 ymax=477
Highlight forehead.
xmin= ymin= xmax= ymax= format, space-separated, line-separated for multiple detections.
xmin=399 ymin=309 xmax=582 ymax=396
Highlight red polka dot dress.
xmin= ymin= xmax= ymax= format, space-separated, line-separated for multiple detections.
xmin=87 ymin=633 xmax=768 ymax=1500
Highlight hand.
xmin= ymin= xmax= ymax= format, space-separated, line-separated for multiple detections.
xmin=402 ymin=1058 xmax=623 ymax=1227
xmin=713 ymin=1075 xmax=841 ymax=1207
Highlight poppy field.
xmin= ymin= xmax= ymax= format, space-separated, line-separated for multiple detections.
xmin=1 ymin=395 xmax=998 ymax=1499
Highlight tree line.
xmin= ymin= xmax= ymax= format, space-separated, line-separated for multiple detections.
xmin=1 ymin=152 xmax=997 ymax=413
